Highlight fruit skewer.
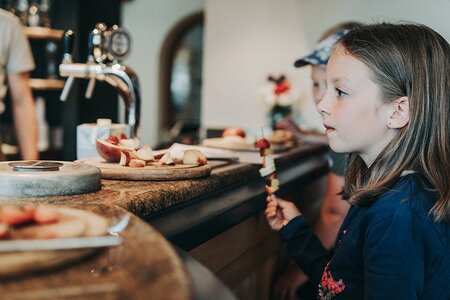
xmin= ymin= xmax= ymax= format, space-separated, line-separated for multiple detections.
xmin=255 ymin=137 xmax=280 ymax=195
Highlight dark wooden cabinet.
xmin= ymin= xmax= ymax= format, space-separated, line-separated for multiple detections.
xmin=54 ymin=0 xmax=122 ymax=160
xmin=2 ymin=0 xmax=122 ymax=161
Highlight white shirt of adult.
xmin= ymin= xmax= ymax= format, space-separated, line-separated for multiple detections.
xmin=0 ymin=9 xmax=35 ymax=114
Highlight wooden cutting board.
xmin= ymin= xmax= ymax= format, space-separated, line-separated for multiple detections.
xmin=202 ymin=138 xmax=294 ymax=153
xmin=0 ymin=207 xmax=109 ymax=277
xmin=78 ymin=157 xmax=212 ymax=180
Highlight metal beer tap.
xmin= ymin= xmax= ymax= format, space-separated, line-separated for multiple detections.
xmin=59 ymin=24 xmax=141 ymax=138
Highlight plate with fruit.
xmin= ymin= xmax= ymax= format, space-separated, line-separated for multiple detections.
xmin=0 ymin=204 xmax=111 ymax=277
xmin=78 ymin=136 xmax=212 ymax=180
xmin=201 ymin=128 xmax=295 ymax=153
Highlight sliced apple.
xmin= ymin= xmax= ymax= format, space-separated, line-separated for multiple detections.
xmin=222 ymin=127 xmax=246 ymax=138
xmin=183 ymin=149 xmax=208 ymax=166
xmin=0 ymin=223 xmax=10 ymax=239
xmin=259 ymin=164 xmax=276 ymax=177
xmin=106 ymin=135 xmax=120 ymax=145
xmin=222 ymin=135 xmax=248 ymax=146
xmin=119 ymin=138 xmax=138 ymax=149
xmin=96 ymin=138 xmax=135 ymax=162
xmin=119 ymin=151 xmax=130 ymax=166
xmin=127 ymin=150 xmax=138 ymax=159
xmin=136 ymin=145 xmax=154 ymax=162
xmin=0 ymin=205 xmax=35 ymax=226
xmin=119 ymin=150 xmax=138 ymax=166
xmin=129 ymin=159 xmax=146 ymax=168
xmin=265 ymin=185 xmax=279 ymax=195
xmin=158 ymin=152 xmax=170 ymax=164
xmin=163 ymin=158 xmax=175 ymax=165
xmin=33 ymin=205 xmax=60 ymax=224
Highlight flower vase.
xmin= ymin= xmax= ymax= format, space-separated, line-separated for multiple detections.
xmin=269 ymin=104 xmax=292 ymax=130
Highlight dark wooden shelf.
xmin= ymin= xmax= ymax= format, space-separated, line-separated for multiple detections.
xmin=24 ymin=26 xmax=64 ymax=41
xmin=29 ymin=78 xmax=65 ymax=91
xmin=5 ymin=149 xmax=63 ymax=161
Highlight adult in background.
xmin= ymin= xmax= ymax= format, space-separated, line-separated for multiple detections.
xmin=0 ymin=8 xmax=38 ymax=160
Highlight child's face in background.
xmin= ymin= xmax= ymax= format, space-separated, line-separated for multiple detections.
xmin=311 ymin=65 xmax=327 ymax=105
xmin=317 ymin=45 xmax=396 ymax=165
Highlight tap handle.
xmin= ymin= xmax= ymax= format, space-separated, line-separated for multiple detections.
xmin=87 ymin=30 xmax=95 ymax=61
xmin=60 ymin=76 xmax=75 ymax=101
xmin=85 ymin=78 xmax=96 ymax=99
xmin=63 ymin=30 xmax=75 ymax=55
xmin=89 ymin=28 xmax=104 ymax=63
xmin=62 ymin=30 xmax=75 ymax=62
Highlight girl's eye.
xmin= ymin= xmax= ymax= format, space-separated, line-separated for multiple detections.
xmin=335 ymin=88 xmax=347 ymax=97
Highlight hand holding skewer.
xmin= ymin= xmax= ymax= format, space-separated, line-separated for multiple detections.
xmin=256 ymin=134 xmax=301 ymax=231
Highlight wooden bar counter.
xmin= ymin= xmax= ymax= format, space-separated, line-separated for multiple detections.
xmin=0 ymin=143 xmax=329 ymax=299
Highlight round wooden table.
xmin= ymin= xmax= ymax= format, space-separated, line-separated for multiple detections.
xmin=0 ymin=203 xmax=192 ymax=300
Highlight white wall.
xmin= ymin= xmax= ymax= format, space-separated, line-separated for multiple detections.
xmin=122 ymin=0 xmax=450 ymax=145
xmin=201 ymin=0 xmax=450 ymax=134
xmin=121 ymin=0 xmax=204 ymax=146
xmin=298 ymin=0 xmax=450 ymax=44
xmin=202 ymin=0 xmax=314 ymax=134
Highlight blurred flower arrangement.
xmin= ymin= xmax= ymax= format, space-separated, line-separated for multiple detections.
xmin=259 ymin=74 xmax=293 ymax=129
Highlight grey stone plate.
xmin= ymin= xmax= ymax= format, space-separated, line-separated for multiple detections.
xmin=0 ymin=161 xmax=101 ymax=197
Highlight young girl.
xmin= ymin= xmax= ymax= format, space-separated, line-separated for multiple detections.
xmin=265 ymin=23 xmax=449 ymax=299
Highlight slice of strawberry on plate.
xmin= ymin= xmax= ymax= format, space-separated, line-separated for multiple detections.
xmin=0 ymin=205 xmax=35 ymax=226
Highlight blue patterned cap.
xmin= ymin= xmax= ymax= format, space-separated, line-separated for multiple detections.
xmin=294 ymin=30 xmax=349 ymax=68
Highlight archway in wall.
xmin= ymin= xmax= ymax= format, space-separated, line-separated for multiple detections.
xmin=158 ymin=12 xmax=204 ymax=148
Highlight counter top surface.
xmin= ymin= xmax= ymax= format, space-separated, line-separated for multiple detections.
xmin=0 ymin=143 xmax=327 ymax=215
xmin=0 ymin=143 xmax=329 ymax=299
xmin=0 ymin=143 xmax=329 ymax=249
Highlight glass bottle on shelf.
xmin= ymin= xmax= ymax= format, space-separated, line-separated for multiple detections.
xmin=39 ymin=0 xmax=51 ymax=27
xmin=2 ymin=0 xmax=17 ymax=15
xmin=15 ymin=0 xmax=28 ymax=25
xmin=45 ymin=41 xmax=58 ymax=79
xmin=269 ymin=103 xmax=292 ymax=130
xmin=35 ymin=96 xmax=49 ymax=152
xmin=27 ymin=0 xmax=40 ymax=27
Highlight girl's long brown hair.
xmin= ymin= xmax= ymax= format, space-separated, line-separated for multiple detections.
xmin=339 ymin=23 xmax=450 ymax=222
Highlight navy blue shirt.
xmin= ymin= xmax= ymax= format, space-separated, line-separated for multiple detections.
xmin=280 ymin=174 xmax=450 ymax=299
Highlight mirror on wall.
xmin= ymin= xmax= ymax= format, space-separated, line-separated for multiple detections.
xmin=159 ymin=12 xmax=204 ymax=148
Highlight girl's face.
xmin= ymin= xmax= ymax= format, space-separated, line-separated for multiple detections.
xmin=311 ymin=65 xmax=327 ymax=105
xmin=317 ymin=45 xmax=396 ymax=165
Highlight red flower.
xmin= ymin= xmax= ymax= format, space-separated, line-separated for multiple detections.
xmin=273 ymin=81 xmax=291 ymax=96
xmin=318 ymin=262 xmax=345 ymax=299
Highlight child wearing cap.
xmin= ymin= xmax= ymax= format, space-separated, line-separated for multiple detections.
xmin=268 ymin=22 xmax=450 ymax=299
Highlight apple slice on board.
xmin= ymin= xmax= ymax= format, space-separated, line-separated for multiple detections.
xmin=222 ymin=127 xmax=246 ymax=138
xmin=183 ymin=150 xmax=208 ymax=166
xmin=96 ymin=137 xmax=136 ymax=163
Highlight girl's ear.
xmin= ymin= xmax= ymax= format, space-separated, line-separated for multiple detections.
xmin=387 ymin=96 xmax=410 ymax=129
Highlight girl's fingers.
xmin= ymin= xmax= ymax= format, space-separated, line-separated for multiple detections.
xmin=269 ymin=194 xmax=280 ymax=201
xmin=265 ymin=211 xmax=275 ymax=218
xmin=266 ymin=194 xmax=277 ymax=202
xmin=277 ymin=198 xmax=294 ymax=209
xmin=265 ymin=205 xmax=277 ymax=217
xmin=267 ymin=199 xmax=278 ymax=208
